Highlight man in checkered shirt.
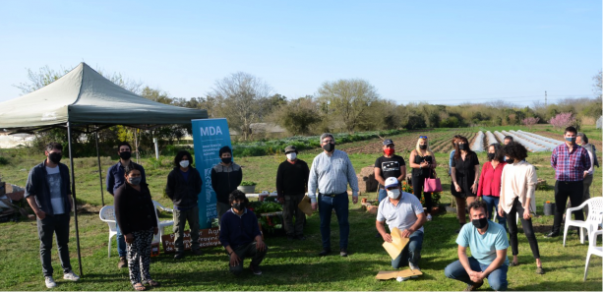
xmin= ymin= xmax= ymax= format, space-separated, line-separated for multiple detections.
xmin=546 ymin=126 xmax=591 ymax=238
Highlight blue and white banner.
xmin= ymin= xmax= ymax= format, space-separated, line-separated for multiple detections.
xmin=191 ymin=118 xmax=232 ymax=228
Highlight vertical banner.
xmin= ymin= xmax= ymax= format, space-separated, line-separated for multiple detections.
xmin=191 ymin=118 xmax=232 ymax=228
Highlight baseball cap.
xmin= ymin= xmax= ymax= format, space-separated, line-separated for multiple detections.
xmin=284 ymin=145 xmax=297 ymax=154
xmin=384 ymin=177 xmax=399 ymax=188
xmin=383 ymin=139 xmax=394 ymax=146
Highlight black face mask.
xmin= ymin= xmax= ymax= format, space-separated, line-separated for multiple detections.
xmin=505 ymin=158 xmax=514 ymax=164
xmin=458 ymin=144 xmax=468 ymax=150
xmin=472 ymin=217 xmax=488 ymax=229
xmin=419 ymin=145 xmax=427 ymax=150
xmin=48 ymin=152 xmax=62 ymax=164
xmin=323 ymin=143 xmax=335 ymax=152
xmin=487 ymin=153 xmax=495 ymax=160
xmin=221 ymin=157 xmax=232 ymax=164
xmin=232 ymin=202 xmax=245 ymax=211
xmin=119 ymin=151 xmax=132 ymax=160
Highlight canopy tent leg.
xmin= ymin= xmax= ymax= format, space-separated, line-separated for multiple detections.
xmin=95 ymin=132 xmax=105 ymax=206
xmin=67 ymin=123 xmax=84 ymax=276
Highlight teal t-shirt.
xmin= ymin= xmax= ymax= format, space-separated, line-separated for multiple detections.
xmin=456 ymin=221 xmax=509 ymax=266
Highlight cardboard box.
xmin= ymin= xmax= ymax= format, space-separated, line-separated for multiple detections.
xmin=375 ymin=269 xmax=423 ymax=280
xmin=382 ymin=227 xmax=409 ymax=260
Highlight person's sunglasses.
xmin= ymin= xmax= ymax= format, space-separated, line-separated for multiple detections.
xmin=419 ymin=136 xmax=427 ymax=139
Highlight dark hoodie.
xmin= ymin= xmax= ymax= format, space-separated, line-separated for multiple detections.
xmin=211 ymin=163 xmax=243 ymax=204
xmin=166 ymin=167 xmax=202 ymax=210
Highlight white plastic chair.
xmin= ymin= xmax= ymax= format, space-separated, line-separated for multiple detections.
xmin=152 ymin=200 xmax=174 ymax=244
xmin=99 ymin=205 xmax=118 ymax=258
xmin=563 ymin=197 xmax=603 ymax=246
xmin=584 ymin=229 xmax=603 ymax=281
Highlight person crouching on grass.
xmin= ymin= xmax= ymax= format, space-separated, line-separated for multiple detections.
xmin=220 ymin=190 xmax=267 ymax=276
xmin=114 ymin=164 xmax=159 ymax=291
xmin=376 ymin=177 xmax=426 ymax=274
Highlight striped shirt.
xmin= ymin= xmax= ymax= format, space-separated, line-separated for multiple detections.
xmin=308 ymin=149 xmax=359 ymax=203
xmin=551 ymin=144 xmax=591 ymax=182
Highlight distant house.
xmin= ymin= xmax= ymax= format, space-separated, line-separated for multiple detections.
xmin=597 ymin=116 xmax=602 ymax=129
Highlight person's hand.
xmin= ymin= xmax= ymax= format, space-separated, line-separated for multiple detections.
xmin=277 ymin=197 xmax=284 ymax=204
xmin=35 ymin=209 xmax=46 ymax=220
xmin=498 ymin=207 xmax=505 ymax=218
xmin=352 ymin=197 xmax=358 ymax=204
xmin=381 ymin=233 xmax=393 ymax=242
xmin=468 ymin=270 xmax=483 ymax=283
xmin=125 ymin=233 xmax=134 ymax=244
xmin=401 ymin=229 xmax=413 ymax=238
xmin=471 ymin=183 xmax=477 ymax=194
xmin=584 ymin=171 xmax=588 ymax=179
xmin=229 ymin=252 xmax=241 ymax=267
xmin=311 ymin=202 xmax=318 ymax=211
xmin=455 ymin=184 xmax=461 ymax=193
xmin=153 ymin=227 xmax=159 ymax=235
xmin=523 ymin=209 xmax=531 ymax=220
xmin=256 ymin=238 xmax=266 ymax=252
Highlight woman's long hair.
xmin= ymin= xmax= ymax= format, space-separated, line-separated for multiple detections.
xmin=453 ymin=136 xmax=474 ymax=160
xmin=415 ymin=137 xmax=433 ymax=156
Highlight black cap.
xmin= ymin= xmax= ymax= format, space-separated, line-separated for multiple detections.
xmin=284 ymin=145 xmax=297 ymax=154
xmin=383 ymin=139 xmax=394 ymax=146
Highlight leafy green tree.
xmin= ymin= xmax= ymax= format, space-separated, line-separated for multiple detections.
xmin=273 ymin=96 xmax=322 ymax=135
xmin=317 ymin=79 xmax=379 ymax=132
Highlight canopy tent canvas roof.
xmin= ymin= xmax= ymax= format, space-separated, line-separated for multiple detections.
xmin=0 ymin=62 xmax=207 ymax=130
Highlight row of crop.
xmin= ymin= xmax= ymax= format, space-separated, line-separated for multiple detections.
xmin=471 ymin=131 xmax=485 ymax=152
xmin=500 ymin=130 xmax=550 ymax=152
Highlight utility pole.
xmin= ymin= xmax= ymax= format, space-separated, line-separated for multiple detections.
xmin=545 ymin=91 xmax=547 ymax=107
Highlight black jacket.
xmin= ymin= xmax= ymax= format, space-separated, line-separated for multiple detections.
xmin=114 ymin=183 xmax=157 ymax=235
xmin=24 ymin=160 xmax=72 ymax=216
xmin=166 ymin=167 xmax=202 ymax=209
xmin=211 ymin=163 xmax=243 ymax=204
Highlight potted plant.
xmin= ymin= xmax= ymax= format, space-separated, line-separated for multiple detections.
xmin=238 ymin=181 xmax=257 ymax=193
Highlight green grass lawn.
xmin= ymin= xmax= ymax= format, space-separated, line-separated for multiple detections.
xmin=0 ymin=126 xmax=602 ymax=290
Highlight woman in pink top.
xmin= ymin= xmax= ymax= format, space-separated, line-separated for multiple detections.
xmin=477 ymin=143 xmax=507 ymax=231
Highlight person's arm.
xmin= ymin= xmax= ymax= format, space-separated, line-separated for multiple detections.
xmin=376 ymin=220 xmax=392 ymax=242
xmin=24 ymin=168 xmax=45 ymax=219
xmin=165 ymin=171 xmax=175 ymax=200
xmin=480 ymin=249 xmax=507 ymax=279
xmin=106 ymin=165 xmax=114 ymax=195
xmin=448 ymin=150 xmax=455 ymax=175
xmin=252 ymin=214 xmax=266 ymax=251
xmin=303 ymin=161 xmax=310 ymax=192
xmin=524 ymin=165 xmax=537 ymax=218
xmin=583 ymin=149 xmax=592 ymax=173
xmin=308 ymin=158 xmax=319 ymax=204
xmin=586 ymin=149 xmax=594 ymax=176
xmin=458 ymin=245 xmax=478 ymax=277
xmin=402 ymin=212 xmax=426 ymax=238
xmin=451 ymin=166 xmax=459 ymax=187
xmin=211 ymin=168 xmax=217 ymax=191
xmin=477 ymin=163 xmax=486 ymax=197
xmin=63 ymin=165 xmax=74 ymax=210
xmin=195 ymin=169 xmax=203 ymax=194
xmin=431 ymin=154 xmax=438 ymax=169
xmin=345 ymin=155 xmax=359 ymax=203
xmin=471 ymin=154 xmax=480 ymax=194
xmin=235 ymin=166 xmax=243 ymax=187
xmin=276 ymin=164 xmax=283 ymax=198
xmin=374 ymin=167 xmax=386 ymax=186
xmin=550 ymin=148 xmax=557 ymax=168
xmin=26 ymin=196 xmax=45 ymax=219
xmin=398 ymin=165 xmax=406 ymax=182
xmin=409 ymin=151 xmax=420 ymax=169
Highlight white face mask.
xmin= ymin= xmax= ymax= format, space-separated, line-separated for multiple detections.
xmin=179 ymin=160 xmax=190 ymax=168
xmin=286 ymin=153 xmax=297 ymax=160
xmin=387 ymin=188 xmax=401 ymax=199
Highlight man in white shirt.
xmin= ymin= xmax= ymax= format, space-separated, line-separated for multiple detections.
xmin=376 ymin=177 xmax=426 ymax=271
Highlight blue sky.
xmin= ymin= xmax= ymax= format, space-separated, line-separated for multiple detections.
xmin=0 ymin=0 xmax=600 ymax=106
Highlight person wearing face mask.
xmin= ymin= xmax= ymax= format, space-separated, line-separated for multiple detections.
xmin=409 ymin=136 xmax=437 ymax=221
xmin=477 ymin=143 xmax=507 ymax=231
xmin=451 ymin=136 xmax=480 ymax=232
xmin=374 ymin=139 xmax=406 ymax=204
xmin=211 ymin=146 xmax=243 ymax=225
xmin=308 ymin=133 xmax=359 ymax=257
xmin=166 ymin=150 xmax=203 ymax=259
xmin=114 ymin=164 xmax=159 ymax=291
xmin=25 ymin=142 xmax=79 ymax=289
xmin=498 ymin=142 xmax=543 ymax=274
xmin=571 ymin=132 xmax=598 ymax=216
xmin=445 ymin=200 xmax=509 ymax=291
xmin=376 ymin=177 xmax=426 ymax=272
xmin=220 ymin=190 xmax=267 ymax=276
xmin=276 ymin=145 xmax=310 ymax=240
xmin=106 ymin=141 xmax=147 ymax=269
xmin=546 ymin=126 xmax=591 ymax=238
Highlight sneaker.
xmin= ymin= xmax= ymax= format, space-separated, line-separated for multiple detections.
xmin=409 ymin=262 xmax=420 ymax=278
xmin=118 ymin=257 xmax=127 ymax=269
xmin=45 ymin=276 xmax=57 ymax=288
xmin=536 ymin=266 xmax=545 ymax=274
xmin=545 ymin=231 xmax=559 ymax=238
xmin=426 ymin=214 xmax=433 ymax=221
xmin=340 ymin=249 xmax=348 ymax=257
xmin=174 ymin=253 xmax=185 ymax=260
xmin=63 ymin=271 xmax=80 ymax=281
xmin=319 ymin=249 xmax=331 ymax=256
xmin=249 ymin=264 xmax=262 ymax=276
xmin=463 ymin=280 xmax=484 ymax=291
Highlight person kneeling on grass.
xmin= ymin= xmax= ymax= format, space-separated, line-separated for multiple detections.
xmin=376 ymin=177 xmax=426 ymax=275
xmin=219 ymin=190 xmax=268 ymax=276
xmin=445 ymin=200 xmax=509 ymax=291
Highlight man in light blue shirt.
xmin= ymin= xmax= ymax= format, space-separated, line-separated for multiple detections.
xmin=308 ymin=133 xmax=359 ymax=257
xmin=445 ymin=200 xmax=509 ymax=291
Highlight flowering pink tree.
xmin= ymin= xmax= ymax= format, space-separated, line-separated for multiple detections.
xmin=548 ymin=113 xmax=576 ymax=129
xmin=522 ymin=117 xmax=540 ymax=128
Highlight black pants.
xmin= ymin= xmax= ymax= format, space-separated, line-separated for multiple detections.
xmin=553 ymin=181 xmax=584 ymax=233
xmin=283 ymin=194 xmax=305 ymax=237
xmin=507 ymin=198 xmax=540 ymax=259
xmin=229 ymin=242 xmax=268 ymax=275
xmin=37 ymin=213 xmax=72 ymax=277
xmin=412 ymin=174 xmax=433 ymax=214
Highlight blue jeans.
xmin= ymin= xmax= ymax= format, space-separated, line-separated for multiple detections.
xmin=116 ymin=224 xmax=127 ymax=258
xmin=445 ymin=257 xmax=508 ymax=291
xmin=392 ymin=231 xmax=423 ymax=268
xmin=378 ymin=189 xmax=387 ymax=203
xmin=481 ymin=195 xmax=507 ymax=231
xmin=318 ymin=193 xmax=349 ymax=250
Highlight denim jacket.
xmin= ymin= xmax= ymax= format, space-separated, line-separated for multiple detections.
xmin=24 ymin=160 xmax=72 ymax=216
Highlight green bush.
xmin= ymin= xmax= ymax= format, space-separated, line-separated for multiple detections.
xmin=0 ymin=156 xmax=8 ymax=165
xmin=240 ymin=181 xmax=257 ymax=186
